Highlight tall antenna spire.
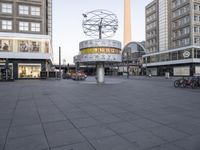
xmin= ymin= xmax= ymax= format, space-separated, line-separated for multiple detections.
xmin=124 ymin=0 xmax=132 ymax=46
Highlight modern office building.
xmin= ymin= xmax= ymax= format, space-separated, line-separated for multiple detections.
xmin=0 ymin=0 xmax=52 ymax=79
xmin=143 ymin=0 xmax=200 ymax=76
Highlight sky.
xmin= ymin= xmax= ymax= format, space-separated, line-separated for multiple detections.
xmin=53 ymin=0 xmax=153 ymax=64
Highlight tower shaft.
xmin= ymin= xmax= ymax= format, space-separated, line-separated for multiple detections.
xmin=124 ymin=0 xmax=132 ymax=46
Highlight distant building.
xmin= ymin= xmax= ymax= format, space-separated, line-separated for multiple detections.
xmin=143 ymin=0 xmax=200 ymax=76
xmin=120 ymin=41 xmax=146 ymax=76
xmin=0 ymin=0 xmax=52 ymax=79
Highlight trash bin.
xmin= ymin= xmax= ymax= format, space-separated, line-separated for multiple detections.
xmin=165 ymin=72 xmax=170 ymax=79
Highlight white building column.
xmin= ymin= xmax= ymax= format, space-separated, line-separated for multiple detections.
xmin=96 ymin=63 xmax=105 ymax=83
xmin=159 ymin=0 xmax=169 ymax=51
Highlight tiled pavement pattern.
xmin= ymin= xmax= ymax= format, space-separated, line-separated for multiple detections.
xmin=0 ymin=77 xmax=200 ymax=150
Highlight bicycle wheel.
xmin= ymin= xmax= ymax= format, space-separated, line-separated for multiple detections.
xmin=174 ymin=80 xmax=180 ymax=88
xmin=191 ymin=82 xmax=198 ymax=89
xmin=181 ymin=81 xmax=186 ymax=88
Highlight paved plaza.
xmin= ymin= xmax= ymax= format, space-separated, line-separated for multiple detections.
xmin=0 ymin=77 xmax=200 ymax=150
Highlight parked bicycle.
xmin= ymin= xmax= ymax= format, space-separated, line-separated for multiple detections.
xmin=174 ymin=76 xmax=200 ymax=89
xmin=174 ymin=77 xmax=186 ymax=88
xmin=190 ymin=77 xmax=200 ymax=89
xmin=180 ymin=77 xmax=195 ymax=88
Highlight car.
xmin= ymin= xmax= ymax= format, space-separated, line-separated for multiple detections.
xmin=71 ymin=71 xmax=87 ymax=81
xmin=63 ymin=72 xmax=72 ymax=79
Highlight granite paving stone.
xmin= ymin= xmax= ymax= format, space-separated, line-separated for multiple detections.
xmin=173 ymin=134 xmax=200 ymax=150
xmin=90 ymin=135 xmax=140 ymax=150
xmin=51 ymin=142 xmax=95 ymax=150
xmin=40 ymin=113 xmax=67 ymax=123
xmin=0 ymin=129 xmax=7 ymax=150
xmin=147 ymin=125 xmax=189 ymax=142
xmin=114 ymin=112 xmax=141 ymax=121
xmin=43 ymin=120 xmax=75 ymax=134
xmin=129 ymin=118 xmax=162 ymax=129
xmin=94 ymin=114 xmax=123 ymax=124
xmin=0 ymin=113 xmax=13 ymax=120
xmin=11 ymin=116 xmax=41 ymax=127
xmin=106 ymin=121 xmax=140 ymax=134
xmin=71 ymin=117 xmax=101 ymax=128
xmin=122 ymin=130 xmax=166 ymax=150
xmin=4 ymin=134 xmax=49 ymax=150
xmin=46 ymin=129 xmax=85 ymax=148
xmin=80 ymin=125 xmax=116 ymax=140
xmin=0 ymin=120 xmax=10 ymax=129
xmin=148 ymin=143 xmax=184 ymax=150
xmin=0 ymin=129 xmax=8 ymax=140
xmin=7 ymin=124 xmax=44 ymax=139
xmin=0 ymin=140 xmax=5 ymax=150
xmin=168 ymin=121 xmax=200 ymax=135
xmin=64 ymin=111 xmax=91 ymax=120
xmin=13 ymin=110 xmax=38 ymax=118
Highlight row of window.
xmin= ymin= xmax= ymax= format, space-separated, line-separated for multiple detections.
xmin=172 ymin=27 xmax=190 ymax=38
xmin=172 ymin=38 xmax=190 ymax=47
xmin=146 ymin=13 xmax=156 ymax=23
xmin=194 ymin=26 xmax=200 ymax=34
xmin=172 ymin=5 xmax=190 ymax=18
xmin=146 ymin=38 xmax=157 ymax=47
xmin=172 ymin=0 xmax=188 ymax=9
xmin=146 ymin=21 xmax=156 ymax=30
xmin=0 ymin=39 xmax=49 ymax=53
xmin=0 ymin=3 xmax=40 ymax=16
xmin=194 ymin=15 xmax=200 ymax=22
xmin=194 ymin=37 xmax=200 ymax=45
xmin=0 ymin=20 xmax=41 ymax=32
xmin=147 ymin=47 xmax=157 ymax=53
xmin=146 ymin=4 xmax=156 ymax=15
xmin=146 ymin=30 xmax=157 ymax=38
xmin=144 ymin=49 xmax=200 ymax=64
xmin=172 ymin=16 xmax=190 ymax=28
xmin=146 ymin=38 xmax=190 ymax=50
xmin=194 ymin=3 xmax=200 ymax=12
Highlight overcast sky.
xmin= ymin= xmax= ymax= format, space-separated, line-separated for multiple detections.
xmin=53 ymin=0 xmax=153 ymax=64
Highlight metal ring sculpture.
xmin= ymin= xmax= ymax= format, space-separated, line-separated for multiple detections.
xmin=82 ymin=10 xmax=118 ymax=39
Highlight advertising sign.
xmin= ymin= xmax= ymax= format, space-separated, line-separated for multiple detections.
xmin=174 ymin=66 xmax=190 ymax=76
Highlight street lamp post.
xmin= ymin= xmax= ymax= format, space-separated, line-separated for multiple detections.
xmin=145 ymin=57 xmax=148 ymax=76
xmin=59 ymin=47 xmax=62 ymax=79
xmin=126 ymin=51 xmax=130 ymax=79
xmin=67 ymin=63 xmax=70 ymax=73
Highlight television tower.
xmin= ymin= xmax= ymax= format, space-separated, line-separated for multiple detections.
xmin=124 ymin=0 xmax=132 ymax=46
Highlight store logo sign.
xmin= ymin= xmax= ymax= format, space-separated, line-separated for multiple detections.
xmin=183 ymin=51 xmax=190 ymax=58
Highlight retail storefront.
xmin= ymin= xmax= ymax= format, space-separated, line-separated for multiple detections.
xmin=143 ymin=46 xmax=200 ymax=76
xmin=0 ymin=59 xmax=47 ymax=79
xmin=0 ymin=33 xmax=52 ymax=79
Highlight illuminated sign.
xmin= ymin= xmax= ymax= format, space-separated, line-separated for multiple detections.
xmin=80 ymin=48 xmax=120 ymax=54
xmin=183 ymin=51 xmax=190 ymax=58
